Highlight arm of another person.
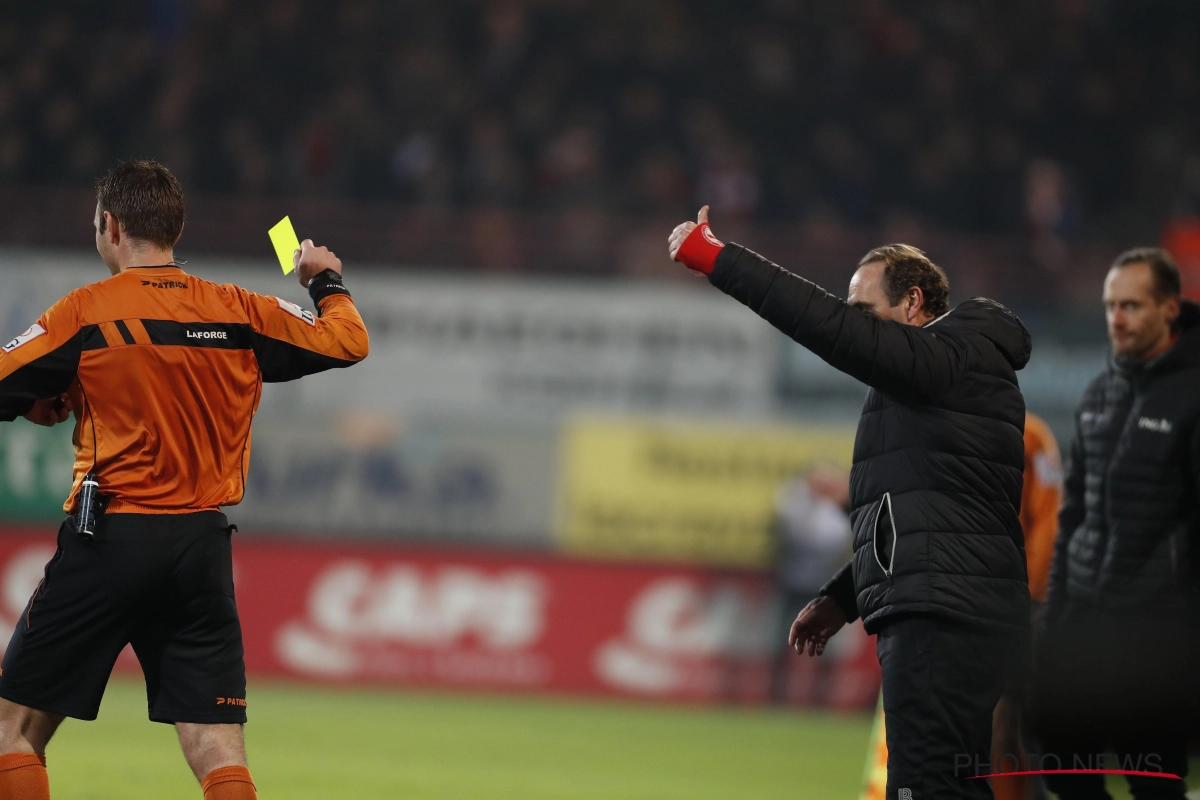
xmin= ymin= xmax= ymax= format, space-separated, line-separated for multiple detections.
xmin=0 ymin=294 xmax=82 ymax=424
xmin=1045 ymin=419 xmax=1085 ymax=614
xmin=242 ymin=239 xmax=370 ymax=383
xmin=669 ymin=209 xmax=968 ymax=403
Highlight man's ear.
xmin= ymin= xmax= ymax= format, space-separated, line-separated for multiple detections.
xmin=906 ymin=286 xmax=925 ymax=323
xmin=103 ymin=211 xmax=120 ymax=244
xmin=1164 ymin=295 xmax=1182 ymax=327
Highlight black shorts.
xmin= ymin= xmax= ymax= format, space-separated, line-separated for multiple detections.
xmin=0 ymin=512 xmax=247 ymax=725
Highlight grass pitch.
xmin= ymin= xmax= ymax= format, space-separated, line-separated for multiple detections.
xmin=47 ymin=677 xmax=873 ymax=799
xmin=42 ymin=678 xmax=1196 ymax=799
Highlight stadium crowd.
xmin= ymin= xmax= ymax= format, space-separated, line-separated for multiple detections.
xmin=1 ymin=0 xmax=1199 ymax=243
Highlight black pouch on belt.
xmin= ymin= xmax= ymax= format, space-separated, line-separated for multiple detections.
xmin=67 ymin=472 xmax=111 ymax=540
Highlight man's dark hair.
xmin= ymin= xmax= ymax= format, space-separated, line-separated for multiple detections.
xmin=95 ymin=160 xmax=185 ymax=249
xmin=1111 ymin=247 xmax=1181 ymax=300
xmin=858 ymin=243 xmax=951 ymax=318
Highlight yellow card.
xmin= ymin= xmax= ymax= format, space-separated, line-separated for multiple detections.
xmin=268 ymin=216 xmax=301 ymax=274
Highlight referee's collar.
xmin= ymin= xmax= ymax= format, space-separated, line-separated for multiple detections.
xmin=123 ymin=264 xmax=185 ymax=273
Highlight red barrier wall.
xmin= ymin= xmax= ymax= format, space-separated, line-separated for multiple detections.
xmin=0 ymin=529 xmax=879 ymax=708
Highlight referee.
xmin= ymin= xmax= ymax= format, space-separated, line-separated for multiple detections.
xmin=0 ymin=161 xmax=369 ymax=799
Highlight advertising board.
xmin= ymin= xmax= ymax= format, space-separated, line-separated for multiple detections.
xmin=557 ymin=416 xmax=855 ymax=567
xmin=0 ymin=424 xmax=75 ymax=522
xmin=0 ymin=530 xmax=879 ymax=708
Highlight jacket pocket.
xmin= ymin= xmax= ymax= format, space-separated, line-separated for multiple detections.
xmin=872 ymin=492 xmax=897 ymax=579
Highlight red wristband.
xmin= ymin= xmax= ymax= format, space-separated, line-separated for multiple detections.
xmin=675 ymin=223 xmax=725 ymax=275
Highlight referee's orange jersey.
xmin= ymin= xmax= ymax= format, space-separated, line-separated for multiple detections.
xmin=0 ymin=265 xmax=368 ymax=514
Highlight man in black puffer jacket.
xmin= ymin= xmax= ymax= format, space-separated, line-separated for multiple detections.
xmin=670 ymin=208 xmax=1031 ymax=800
xmin=1035 ymin=248 xmax=1200 ymax=800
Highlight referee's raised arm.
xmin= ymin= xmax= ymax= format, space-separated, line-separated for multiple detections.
xmin=240 ymin=239 xmax=369 ymax=383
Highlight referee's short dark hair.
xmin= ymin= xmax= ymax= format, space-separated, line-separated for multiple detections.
xmin=859 ymin=244 xmax=951 ymax=318
xmin=95 ymin=160 xmax=185 ymax=249
xmin=1111 ymin=247 xmax=1181 ymax=300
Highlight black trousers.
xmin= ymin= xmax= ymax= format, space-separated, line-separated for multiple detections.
xmin=1032 ymin=602 xmax=1196 ymax=800
xmin=1038 ymin=737 xmax=1189 ymax=800
xmin=877 ymin=614 xmax=1021 ymax=800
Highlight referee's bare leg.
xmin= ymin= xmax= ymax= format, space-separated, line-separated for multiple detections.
xmin=0 ymin=697 xmax=62 ymax=796
xmin=0 ymin=699 xmax=249 ymax=797
xmin=176 ymin=722 xmax=248 ymax=781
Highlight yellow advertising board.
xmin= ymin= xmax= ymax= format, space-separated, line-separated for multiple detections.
xmin=557 ymin=416 xmax=855 ymax=568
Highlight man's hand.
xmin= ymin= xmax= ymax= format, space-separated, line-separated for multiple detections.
xmin=668 ymin=205 xmax=706 ymax=261
xmin=788 ymin=595 xmax=848 ymax=657
xmin=294 ymin=239 xmax=343 ymax=289
xmin=668 ymin=206 xmax=725 ymax=275
xmin=23 ymin=394 xmax=71 ymax=427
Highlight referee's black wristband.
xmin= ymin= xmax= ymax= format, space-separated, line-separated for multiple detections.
xmin=308 ymin=269 xmax=351 ymax=307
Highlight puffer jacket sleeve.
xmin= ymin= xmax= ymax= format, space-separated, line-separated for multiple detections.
xmin=709 ymin=244 xmax=968 ymax=402
xmin=1046 ymin=418 xmax=1086 ymax=611
xmin=818 ymin=560 xmax=859 ymax=623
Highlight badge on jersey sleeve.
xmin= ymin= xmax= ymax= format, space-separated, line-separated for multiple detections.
xmin=275 ymin=298 xmax=316 ymax=326
xmin=3 ymin=323 xmax=46 ymax=353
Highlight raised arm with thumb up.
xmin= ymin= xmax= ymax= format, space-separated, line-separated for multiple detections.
xmin=668 ymin=205 xmax=725 ymax=275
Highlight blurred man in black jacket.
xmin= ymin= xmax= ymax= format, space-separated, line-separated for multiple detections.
xmin=1036 ymin=248 xmax=1200 ymax=800
xmin=670 ymin=208 xmax=1032 ymax=800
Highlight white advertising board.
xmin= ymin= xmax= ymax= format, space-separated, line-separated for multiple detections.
xmin=0 ymin=248 xmax=781 ymax=421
